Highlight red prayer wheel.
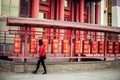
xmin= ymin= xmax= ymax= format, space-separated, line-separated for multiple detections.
xmin=14 ymin=38 xmax=22 ymax=54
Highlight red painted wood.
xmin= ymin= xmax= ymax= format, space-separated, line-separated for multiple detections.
xmin=79 ymin=0 xmax=84 ymax=22
xmin=95 ymin=2 xmax=99 ymax=24
xmin=71 ymin=2 xmax=74 ymax=22
xmin=50 ymin=0 xmax=54 ymax=20
xmin=7 ymin=17 xmax=120 ymax=33
xmin=31 ymin=0 xmax=39 ymax=38
xmin=107 ymin=41 xmax=113 ymax=54
xmin=39 ymin=5 xmax=50 ymax=12
xmin=82 ymin=40 xmax=89 ymax=54
xmin=87 ymin=6 xmax=90 ymax=23
xmin=90 ymin=41 xmax=97 ymax=54
xmin=31 ymin=0 xmax=39 ymax=18
xmin=76 ymin=4 xmax=79 ymax=22
xmin=59 ymin=0 xmax=64 ymax=20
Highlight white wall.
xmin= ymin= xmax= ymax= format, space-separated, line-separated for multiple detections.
xmin=0 ymin=0 xmax=1 ymax=16
xmin=112 ymin=6 xmax=120 ymax=27
xmin=100 ymin=0 xmax=104 ymax=25
xmin=112 ymin=0 xmax=120 ymax=27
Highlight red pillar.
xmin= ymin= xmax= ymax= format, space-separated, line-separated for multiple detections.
xmin=50 ymin=0 xmax=54 ymax=20
xmin=71 ymin=2 xmax=74 ymax=22
xmin=58 ymin=0 xmax=64 ymax=40
xmin=31 ymin=0 xmax=39 ymax=18
xmin=59 ymin=0 xmax=64 ymax=20
xmin=95 ymin=2 xmax=100 ymax=41
xmin=87 ymin=5 xmax=90 ymax=23
xmin=79 ymin=0 xmax=84 ymax=23
xmin=86 ymin=3 xmax=90 ymax=42
xmin=31 ymin=0 xmax=39 ymax=37
xmin=79 ymin=0 xmax=84 ymax=41
xmin=24 ymin=27 xmax=28 ymax=62
xmin=95 ymin=2 xmax=99 ymax=24
xmin=56 ymin=0 xmax=60 ymax=20
xmin=47 ymin=0 xmax=54 ymax=42
xmin=76 ymin=4 xmax=79 ymax=22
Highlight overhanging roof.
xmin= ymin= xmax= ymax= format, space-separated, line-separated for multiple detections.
xmin=7 ymin=17 xmax=120 ymax=33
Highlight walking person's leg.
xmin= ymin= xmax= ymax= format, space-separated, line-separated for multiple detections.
xmin=41 ymin=60 xmax=47 ymax=74
xmin=32 ymin=59 xmax=41 ymax=74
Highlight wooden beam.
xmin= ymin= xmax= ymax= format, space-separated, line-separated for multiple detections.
xmin=7 ymin=17 xmax=120 ymax=33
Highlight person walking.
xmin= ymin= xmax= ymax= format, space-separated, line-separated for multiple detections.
xmin=32 ymin=39 xmax=47 ymax=74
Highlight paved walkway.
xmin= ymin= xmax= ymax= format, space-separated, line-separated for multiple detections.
xmin=0 ymin=68 xmax=120 ymax=80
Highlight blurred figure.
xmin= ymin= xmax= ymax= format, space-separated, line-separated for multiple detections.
xmin=32 ymin=39 xmax=47 ymax=74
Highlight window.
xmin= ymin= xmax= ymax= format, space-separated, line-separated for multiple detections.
xmin=41 ymin=0 xmax=48 ymax=2
xmin=107 ymin=0 xmax=112 ymax=26
xmin=64 ymin=0 xmax=69 ymax=8
xmin=39 ymin=12 xmax=46 ymax=19
xmin=108 ymin=13 xmax=112 ymax=26
xmin=1 ymin=0 xmax=20 ymax=17
xmin=40 ymin=0 xmax=49 ymax=5
xmin=64 ymin=18 xmax=68 ymax=21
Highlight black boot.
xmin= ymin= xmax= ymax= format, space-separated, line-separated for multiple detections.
xmin=42 ymin=72 xmax=47 ymax=74
xmin=32 ymin=71 xmax=37 ymax=74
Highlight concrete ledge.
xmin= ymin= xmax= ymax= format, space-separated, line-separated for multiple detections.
xmin=0 ymin=60 xmax=120 ymax=73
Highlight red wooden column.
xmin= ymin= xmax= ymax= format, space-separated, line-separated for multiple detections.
xmin=56 ymin=0 xmax=60 ymax=20
xmin=31 ymin=0 xmax=39 ymax=18
xmin=71 ymin=2 xmax=75 ymax=22
xmin=76 ymin=3 xmax=79 ymax=22
xmin=58 ymin=0 xmax=64 ymax=40
xmin=79 ymin=0 xmax=84 ymax=23
xmin=79 ymin=0 xmax=85 ymax=41
xmin=87 ymin=3 xmax=90 ymax=23
xmin=31 ymin=0 xmax=39 ymax=37
xmin=95 ymin=2 xmax=99 ymax=24
xmin=50 ymin=0 xmax=54 ymax=20
xmin=86 ymin=2 xmax=90 ymax=42
xmin=59 ymin=0 xmax=64 ymax=20
xmin=48 ymin=0 xmax=54 ymax=42
xmin=95 ymin=1 xmax=100 ymax=41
